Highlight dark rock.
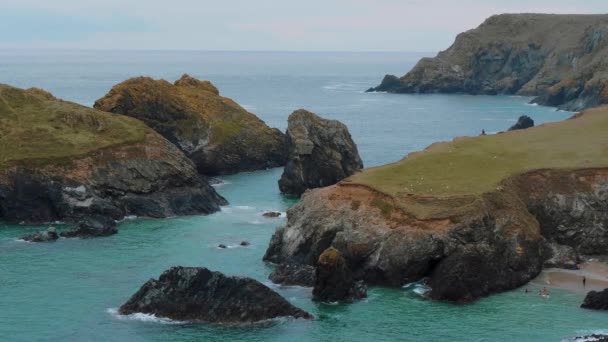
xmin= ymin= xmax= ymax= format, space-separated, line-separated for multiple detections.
xmin=218 ymin=244 xmax=227 ymax=249
xmin=278 ymin=109 xmax=363 ymax=197
xmin=60 ymin=216 xmax=117 ymax=238
xmin=119 ymin=266 xmax=313 ymax=323
xmin=262 ymin=211 xmax=282 ymax=218
xmin=20 ymin=227 xmax=59 ymax=242
xmin=269 ymin=263 xmax=316 ymax=287
xmin=313 ymin=247 xmax=367 ymax=302
xmin=240 ymin=241 xmax=250 ymax=246
xmin=572 ymin=334 xmax=608 ymax=342
xmin=508 ymin=115 xmax=534 ymax=131
xmin=581 ymin=288 xmax=608 ymax=310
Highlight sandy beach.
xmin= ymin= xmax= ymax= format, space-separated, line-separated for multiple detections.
xmin=532 ymin=261 xmax=608 ymax=293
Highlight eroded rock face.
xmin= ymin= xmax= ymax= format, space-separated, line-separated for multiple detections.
xmin=265 ymin=168 xmax=608 ymax=302
xmin=0 ymin=84 xmax=227 ymax=225
xmin=119 ymin=266 xmax=313 ymax=323
xmin=94 ymin=74 xmax=287 ymax=175
xmin=368 ymin=14 xmax=608 ymax=111
xmin=313 ymin=247 xmax=367 ymax=302
xmin=269 ymin=263 xmax=315 ymax=287
xmin=581 ymin=288 xmax=608 ymax=310
xmin=20 ymin=227 xmax=59 ymax=242
xmin=508 ymin=115 xmax=534 ymax=131
xmin=278 ymin=110 xmax=363 ymax=196
xmin=60 ymin=216 xmax=118 ymax=238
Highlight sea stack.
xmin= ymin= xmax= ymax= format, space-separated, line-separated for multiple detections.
xmin=119 ymin=266 xmax=313 ymax=323
xmin=368 ymin=14 xmax=608 ymax=111
xmin=94 ymin=74 xmax=287 ymax=175
xmin=0 ymin=84 xmax=226 ymax=226
xmin=508 ymin=115 xmax=534 ymax=131
xmin=581 ymin=288 xmax=608 ymax=310
xmin=278 ymin=109 xmax=363 ymax=196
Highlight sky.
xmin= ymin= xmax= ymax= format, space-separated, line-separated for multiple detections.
xmin=1 ymin=0 xmax=608 ymax=51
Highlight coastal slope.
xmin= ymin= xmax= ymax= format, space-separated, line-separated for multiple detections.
xmin=95 ymin=74 xmax=287 ymax=175
xmin=265 ymin=106 xmax=608 ymax=302
xmin=0 ymin=84 xmax=226 ymax=224
xmin=369 ymin=14 xmax=608 ymax=111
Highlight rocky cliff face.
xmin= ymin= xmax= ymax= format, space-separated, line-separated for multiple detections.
xmin=278 ymin=110 xmax=363 ymax=196
xmin=0 ymin=84 xmax=226 ymax=224
xmin=95 ymin=74 xmax=287 ymax=175
xmin=368 ymin=14 xmax=608 ymax=111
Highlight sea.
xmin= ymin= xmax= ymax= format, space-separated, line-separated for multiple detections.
xmin=0 ymin=50 xmax=604 ymax=342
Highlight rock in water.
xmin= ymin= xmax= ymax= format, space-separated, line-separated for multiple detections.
xmin=262 ymin=211 xmax=282 ymax=218
xmin=94 ymin=74 xmax=287 ymax=176
xmin=313 ymin=247 xmax=367 ymax=302
xmin=508 ymin=115 xmax=534 ymax=131
xmin=119 ymin=266 xmax=313 ymax=323
xmin=0 ymin=84 xmax=227 ymax=226
xmin=60 ymin=216 xmax=118 ymax=238
xmin=368 ymin=14 xmax=608 ymax=111
xmin=581 ymin=288 xmax=608 ymax=310
xmin=20 ymin=227 xmax=59 ymax=242
xmin=269 ymin=263 xmax=316 ymax=287
xmin=278 ymin=109 xmax=363 ymax=196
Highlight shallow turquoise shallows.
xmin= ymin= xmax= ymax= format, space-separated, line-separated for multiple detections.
xmin=1 ymin=51 xmax=604 ymax=342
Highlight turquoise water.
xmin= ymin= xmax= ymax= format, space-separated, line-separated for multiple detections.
xmin=1 ymin=51 xmax=603 ymax=341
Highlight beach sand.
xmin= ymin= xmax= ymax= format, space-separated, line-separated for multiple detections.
xmin=532 ymin=261 xmax=608 ymax=294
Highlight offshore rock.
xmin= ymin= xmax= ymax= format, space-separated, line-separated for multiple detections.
xmin=94 ymin=74 xmax=287 ymax=175
xmin=278 ymin=109 xmax=363 ymax=196
xmin=269 ymin=263 xmax=316 ymax=287
xmin=20 ymin=227 xmax=59 ymax=242
xmin=581 ymin=288 xmax=608 ymax=310
xmin=119 ymin=266 xmax=313 ymax=323
xmin=60 ymin=215 xmax=117 ymax=238
xmin=508 ymin=115 xmax=534 ymax=131
xmin=313 ymin=247 xmax=367 ymax=302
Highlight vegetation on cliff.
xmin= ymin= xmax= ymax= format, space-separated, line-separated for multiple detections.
xmin=369 ymin=14 xmax=608 ymax=111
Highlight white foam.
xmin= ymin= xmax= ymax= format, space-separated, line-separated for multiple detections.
xmin=211 ymin=179 xmax=230 ymax=187
xmin=248 ymin=220 xmax=264 ymax=225
xmin=106 ymin=308 xmax=184 ymax=324
xmin=525 ymin=102 xmax=539 ymax=106
xmin=235 ymin=205 xmax=255 ymax=210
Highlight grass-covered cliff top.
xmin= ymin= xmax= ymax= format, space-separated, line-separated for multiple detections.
xmin=349 ymin=107 xmax=608 ymax=200
xmin=0 ymin=84 xmax=149 ymax=169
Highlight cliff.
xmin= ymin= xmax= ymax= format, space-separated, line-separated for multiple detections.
xmin=94 ymin=74 xmax=287 ymax=175
xmin=265 ymin=106 xmax=608 ymax=302
xmin=0 ymin=84 xmax=226 ymax=224
xmin=368 ymin=14 xmax=608 ymax=111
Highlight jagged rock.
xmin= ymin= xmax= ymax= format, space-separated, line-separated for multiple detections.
xmin=573 ymin=335 xmax=608 ymax=342
xmin=313 ymin=247 xmax=367 ymax=302
xmin=278 ymin=109 xmax=363 ymax=196
xmin=508 ymin=115 xmax=534 ymax=131
xmin=20 ymin=227 xmax=59 ymax=242
xmin=119 ymin=266 xmax=313 ymax=323
xmin=368 ymin=14 xmax=608 ymax=111
xmin=0 ymin=84 xmax=227 ymax=226
xmin=269 ymin=263 xmax=315 ymax=287
xmin=218 ymin=244 xmax=227 ymax=249
xmin=60 ymin=216 xmax=117 ymax=238
xmin=94 ymin=74 xmax=287 ymax=175
xmin=240 ymin=241 xmax=250 ymax=246
xmin=262 ymin=211 xmax=282 ymax=218
xmin=581 ymin=288 xmax=608 ymax=310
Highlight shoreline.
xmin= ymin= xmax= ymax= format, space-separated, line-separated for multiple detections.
xmin=531 ymin=261 xmax=608 ymax=294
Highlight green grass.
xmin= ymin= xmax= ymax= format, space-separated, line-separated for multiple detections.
xmin=0 ymin=85 xmax=149 ymax=169
xmin=350 ymin=107 xmax=608 ymax=200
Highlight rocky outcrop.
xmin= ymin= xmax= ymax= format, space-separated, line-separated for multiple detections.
xmin=368 ymin=14 xmax=608 ymax=111
xmin=269 ymin=263 xmax=315 ymax=287
xmin=265 ymin=108 xmax=608 ymax=302
xmin=581 ymin=288 xmax=608 ymax=310
xmin=313 ymin=247 xmax=367 ymax=302
xmin=0 ymin=84 xmax=227 ymax=225
xmin=94 ymin=74 xmax=287 ymax=175
xmin=20 ymin=227 xmax=59 ymax=242
xmin=263 ymin=211 xmax=282 ymax=218
xmin=278 ymin=110 xmax=363 ymax=196
xmin=60 ymin=215 xmax=118 ymax=238
xmin=119 ymin=266 xmax=313 ymax=323
xmin=508 ymin=115 xmax=534 ymax=131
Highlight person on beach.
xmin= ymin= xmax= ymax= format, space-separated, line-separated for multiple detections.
xmin=583 ymin=276 xmax=586 ymax=287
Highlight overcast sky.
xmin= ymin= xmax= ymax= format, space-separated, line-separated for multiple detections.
xmin=1 ymin=0 xmax=608 ymax=51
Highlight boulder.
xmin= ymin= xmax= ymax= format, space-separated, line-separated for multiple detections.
xmin=60 ymin=216 xmax=117 ymax=238
xmin=269 ymin=263 xmax=316 ymax=287
xmin=94 ymin=74 xmax=287 ymax=175
xmin=581 ymin=288 xmax=608 ymax=310
xmin=262 ymin=211 xmax=282 ymax=218
xmin=119 ymin=266 xmax=313 ymax=323
xmin=240 ymin=241 xmax=250 ymax=246
xmin=508 ymin=115 xmax=534 ymax=131
xmin=312 ymin=247 xmax=367 ymax=302
xmin=0 ymin=84 xmax=227 ymax=226
xmin=278 ymin=110 xmax=363 ymax=196
xmin=20 ymin=227 xmax=59 ymax=242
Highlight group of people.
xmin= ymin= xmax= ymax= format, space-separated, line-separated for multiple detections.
xmin=524 ymin=287 xmax=550 ymax=297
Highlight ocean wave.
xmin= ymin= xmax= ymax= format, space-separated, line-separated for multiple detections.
xmin=211 ymin=179 xmax=230 ymax=187
xmin=106 ymin=308 xmax=184 ymax=324
xmin=235 ymin=205 xmax=255 ymax=210
xmin=525 ymin=102 xmax=539 ymax=106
